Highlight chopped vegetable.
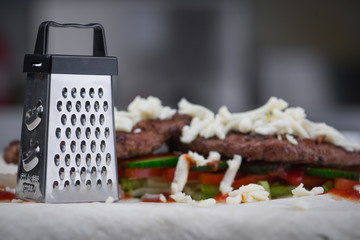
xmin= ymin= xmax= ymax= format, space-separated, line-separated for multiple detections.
xmin=123 ymin=154 xmax=179 ymax=168
xmin=305 ymin=168 xmax=360 ymax=181
xmin=270 ymin=185 xmax=296 ymax=199
xmin=334 ymin=178 xmax=360 ymax=191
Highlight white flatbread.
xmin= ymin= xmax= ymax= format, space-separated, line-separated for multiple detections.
xmin=1 ymin=155 xmax=360 ymax=240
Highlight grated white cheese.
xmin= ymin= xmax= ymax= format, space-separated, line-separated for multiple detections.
xmin=178 ymin=96 xmax=360 ymax=152
xmin=354 ymin=185 xmax=360 ymax=194
xmin=105 ymin=196 xmax=115 ymax=204
xmin=188 ymin=151 xmax=220 ymax=167
xmin=170 ymin=151 xmax=221 ymax=204
xmin=286 ymin=134 xmax=298 ymax=145
xmin=170 ymin=192 xmax=194 ymax=203
xmin=226 ymin=184 xmax=270 ymax=204
xmin=170 ymin=154 xmax=190 ymax=194
xmin=114 ymin=96 xmax=176 ymax=132
xmin=291 ymin=183 xmax=324 ymax=197
xmin=197 ymin=198 xmax=216 ymax=207
xmin=219 ymin=155 xmax=242 ymax=194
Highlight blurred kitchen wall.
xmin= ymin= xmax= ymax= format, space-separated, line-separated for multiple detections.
xmin=0 ymin=0 xmax=360 ymax=149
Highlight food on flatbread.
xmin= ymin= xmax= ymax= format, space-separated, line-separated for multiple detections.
xmin=114 ymin=96 xmax=360 ymax=204
xmin=3 ymin=96 xmax=360 ymax=204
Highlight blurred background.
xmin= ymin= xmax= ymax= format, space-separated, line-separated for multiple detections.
xmin=0 ymin=0 xmax=360 ymax=149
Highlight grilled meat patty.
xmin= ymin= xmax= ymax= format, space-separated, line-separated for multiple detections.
xmin=167 ymin=132 xmax=360 ymax=167
xmin=4 ymin=113 xmax=360 ymax=167
xmin=115 ymin=113 xmax=192 ymax=159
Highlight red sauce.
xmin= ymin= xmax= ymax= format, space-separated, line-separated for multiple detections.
xmin=214 ymin=193 xmax=228 ymax=203
xmin=0 ymin=189 xmax=16 ymax=201
xmin=327 ymin=189 xmax=360 ymax=201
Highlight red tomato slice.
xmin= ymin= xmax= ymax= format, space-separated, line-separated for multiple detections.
xmin=162 ymin=168 xmax=201 ymax=182
xmin=334 ymin=178 xmax=360 ymax=191
xmin=198 ymin=173 xmax=225 ymax=184
xmin=162 ymin=168 xmax=176 ymax=182
xmin=124 ymin=168 xmax=165 ymax=179
xmin=283 ymin=169 xmax=304 ymax=186
xmin=232 ymin=174 xmax=274 ymax=189
xmin=302 ymin=176 xmax=327 ymax=189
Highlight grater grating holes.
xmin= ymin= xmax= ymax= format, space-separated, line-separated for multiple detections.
xmin=57 ymin=101 xmax=62 ymax=111
xmin=64 ymin=180 xmax=70 ymax=190
xmin=85 ymin=101 xmax=90 ymax=112
xmin=96 ymin=153 xmax=101 ymax=166
xmin=89 ymin=88 xmax=95 ymax=98
xmin=107 ymin=179 xmax=112 ymax=188
xmin=81 ymin=140 xmax=86 ymax=153
xmin=101 ymin=166 xmax=107 ymax=178
xmin=75 ymin=180 xmax=81 ymax=190
xmin=91 ymin=140 xmax=96 ymax=153
xmin=71 ymin=88 xmax=77 ymax=98
xmin=59 ymin=167 xmax=65 ymax=180
xmin=95 ymin=127 xmax=100 ymax=139
xmin=106 ymin=153 xmax=111 ymax=166
xmin=53 ymin=181 xmax=59 ymax=190
xmin=75 ymin=154 xmax=81 ymax=166
xmin=90 ymin=114 xmax=95 ymax=126
xmin=85 ymin=127 xmax=91 ymax=139
xmin=61 ymin=114 xmax=67 ymax=125
xmin=54 ymin=154 xmax=60 ymax=166
xmin=94 ymin=101 xmax=100 ymax=112
xmin=98 ymin=88 xmax=103 ymax=98
xmin=86 ymin=180 xmax=91 ymax=190
xmin=100 ymin=141 xmax=106 ymax=152
xmin=66 ymin=101 xmax=72 ymax=112
xmin=62 ymin=88 xmax=68 ymax=98
xmin=80 ymin=167 xmax=86 ymax=181
xmin=56 ymin=128 xmax=61 ymax=138
xmin=103 ymin=101 xmax=108 ymax=112
xmin=97 ymin=179 xmax=102 ymax=189
xmin=91 ymin=166 xmax=97 ymax=179
xmin=104 ymin=127 xmax=110 ymax=138
xmin=81 ymin=114 xmax=86 ymax=125
xmin=76 ymin=127 xmax=81 ymax=139
xmin=86 ymin=154 xmax=91 ymax=166
xmin=51 ymin=86 xmax=115 ymax=194
xmin=65 ymin=154 xmax=71 ymax=166
xmin=65 ymin=127 xmax=71 ymax=139
xmin=60 ymin=141 xmax=66 ymax=152
xmin=70 ymin=141 xmax=76 ymax=153
xmin=80 ymin=88 xmax=86 ymax=98
xmin=99 ymin=114 xmax=105 ymax=125
xmin=70 ymin=167 xmax=76 ymax=180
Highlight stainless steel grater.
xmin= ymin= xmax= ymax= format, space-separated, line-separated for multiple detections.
xmin=15 ymin=21 xmax=119 ymax=203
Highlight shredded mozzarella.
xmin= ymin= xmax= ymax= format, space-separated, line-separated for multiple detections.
xmin=219 ymin=155 xmax=242 ymax=194
xmin=226 ymin=184 xmax=270 ymax=204
xmin=291 ymin=183 xmax=324 ymax=197
xmin=114 ymin=96 xmax=176 ymax=132
xmin=178 ymin=96 xmax=360 ymax=152
xmin=170 ymin=154 xmax=190 ymax=194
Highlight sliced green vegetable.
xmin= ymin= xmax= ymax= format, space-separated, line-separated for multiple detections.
xmin=270 ymin=185 xmax=296 ymax=199
xmin=322 ymin=180 xmax=334 ymax=192
xmin=241 ymin=163 xmax=281 ymax=175
xmin=123 ymin=155 xmax=179 ymax=168
xmin=119 ymin=178 xmax=146 ymax=192
xmin=190 ymin=161 xmax=228 ymax=172
xmin=257 ymin=180 xmax=271 ymax=194
xmin=189 ymin=184 xmax=220 ymax=201
xmin=305 ymin=168 xmax=360 ymax=181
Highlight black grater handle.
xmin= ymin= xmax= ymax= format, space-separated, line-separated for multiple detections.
xmin=34 ymin=21 xmax=108 ymax=57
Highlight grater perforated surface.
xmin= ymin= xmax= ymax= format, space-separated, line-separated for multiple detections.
xmin=45 ymin=74 xmax=118 ymax=203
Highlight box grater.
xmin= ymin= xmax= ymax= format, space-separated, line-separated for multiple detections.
xmin=15 ymin=21 xmax=119 ymax=203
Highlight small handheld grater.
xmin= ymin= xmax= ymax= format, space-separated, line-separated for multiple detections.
xmin=15 ymin=21 xmax=119 ymax=203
